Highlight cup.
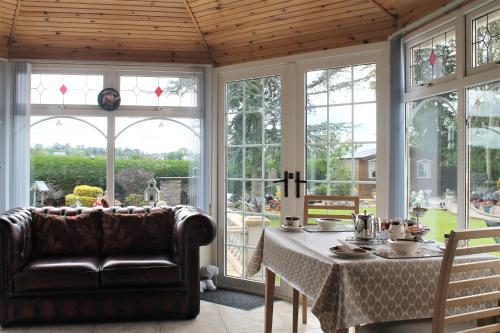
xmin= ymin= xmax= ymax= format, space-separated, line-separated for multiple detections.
xmin=285 ymin=216 xmax=300 ymax=227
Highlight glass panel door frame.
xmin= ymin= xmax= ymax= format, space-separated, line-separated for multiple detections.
xmin=293 ymin=50 xmax=390 ymax=221
xmin=216 ymin=64 xmax=294 ymax=296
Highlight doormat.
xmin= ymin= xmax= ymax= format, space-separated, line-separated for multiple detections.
xmin=200 ymin=288 xmax=277 ymax=311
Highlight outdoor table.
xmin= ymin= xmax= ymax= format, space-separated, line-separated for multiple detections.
xmin=247 ymin=227 xmax=495 ymax=333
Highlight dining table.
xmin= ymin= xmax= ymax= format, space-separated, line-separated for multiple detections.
xmin=246 ymin=226 xmax=497 ymax=333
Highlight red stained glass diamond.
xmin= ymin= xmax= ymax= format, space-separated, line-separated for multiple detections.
xmin=59 ymin=84 xmax=68 ymax=95
xmin=429 ymin=51 xmax=436 ymax=66
xmin=155 ymin=87 xmax=163 ymax=97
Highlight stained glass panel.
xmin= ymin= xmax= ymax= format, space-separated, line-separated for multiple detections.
xmin=120 ymin=75 xmax=198 ymax=107
xmin=472 ymin=9 xmax=500 ymax=67
xmin=31 ymin=74 xmax=103 ymax=105
xmin=410 ymin=29 xmax=456 ymax=86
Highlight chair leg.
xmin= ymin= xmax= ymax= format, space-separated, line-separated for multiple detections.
xmin=265 ymin=268 xmax=275 ymax=333
xmin=302 ymin=293 xmax=307 ymax=324
xmin=292 ymin=288 xmax=299 ymax=333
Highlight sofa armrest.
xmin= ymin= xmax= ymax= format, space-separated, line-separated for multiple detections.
xmin=174 ymin=206 xmax=216 ymax=251
xmin=0 ymin=208 xmax=33 ymax=293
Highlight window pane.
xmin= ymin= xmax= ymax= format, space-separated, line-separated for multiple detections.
xmin=472 ymin=9 xmax=500 ymax=67
xmin=306 ymin=64 xmax=376 ymax=208
xmin=31 ymin=74 xmax=103 ymax=105
xmin=410 ymin=29 xmax=456 ymax=86
xmin=407 ymin=92 xmax=458 ymax=243
xmin=30 ymin=116 xmax=107 ymax=207
xmin=114 ymin=117 xmax=201 ymax=207
xmin=119 ymin=75 xmax=198 ymax=107
xmin=467 ymin=81 xmax=500 ymax=251
xmin=224 ymin=75 xmax=282 ymax=284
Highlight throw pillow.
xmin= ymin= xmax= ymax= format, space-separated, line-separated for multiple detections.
xmin=32 ymin=210 xmax=102 ymax=257
xmin=101 ymin=209 xmax=172 ymax=255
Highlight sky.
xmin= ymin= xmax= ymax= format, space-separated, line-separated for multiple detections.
xmin=30 ymin=116 xmax=201 ymax=154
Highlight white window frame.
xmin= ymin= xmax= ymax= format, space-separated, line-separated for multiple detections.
xmin=403 ymin=0 xmax=500 ymax=229
xmin=30 ymin=63 xmax=204 ymax=207
xmin=466 ymin=1 xmax=500 ymax=75
xmin=416 ymin=159 xmax=432 ymax=179
xmin=405 ymin=21 xmax=458 ymax=92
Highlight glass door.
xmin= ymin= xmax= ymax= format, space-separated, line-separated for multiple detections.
xmin=217 ymin=53 xmax=385 ymax=295
xmin=217 ymin=67 xmax=292 ymax=294
xmin=298 ymin=63 xmax=379 ymax=221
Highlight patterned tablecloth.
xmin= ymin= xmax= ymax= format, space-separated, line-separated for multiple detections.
xmin=247 ymin=227 xmax=496 ymax=333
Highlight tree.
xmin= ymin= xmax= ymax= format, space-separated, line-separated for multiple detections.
xmin=115 ymin=168 xmax=154 ymax=201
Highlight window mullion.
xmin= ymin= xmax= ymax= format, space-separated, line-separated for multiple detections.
xmin=107 ymin=114 xmax=115 ymax=205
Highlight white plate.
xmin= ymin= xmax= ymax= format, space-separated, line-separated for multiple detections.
xmin=280 ymin=224 xmax=304 ymax=232
xmin=329 ymin=246 xmax=372 ymax=258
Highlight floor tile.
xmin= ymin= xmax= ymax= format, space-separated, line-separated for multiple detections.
xmin=160 ymin=301 xmax=226 ymax=333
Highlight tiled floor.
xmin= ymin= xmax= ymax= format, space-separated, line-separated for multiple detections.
xmin=0 ymin=301 xmax=323 ymax=333
xmin=0 ymin=300 xmax=473 ymax=333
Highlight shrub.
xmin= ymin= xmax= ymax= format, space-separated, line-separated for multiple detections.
xmin=65 ymin=193 xmax=97 ymax=207
xmin=73 ymin=185 xmax=103 ymax=197
xmin=31 ymin=153 xmax=191 ymax=200
xmin=124 ymin=193 xmax=147 ymax=206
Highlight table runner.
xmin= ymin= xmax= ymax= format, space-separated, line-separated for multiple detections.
xmin=247 ymin=227 xmax=498 ymax=333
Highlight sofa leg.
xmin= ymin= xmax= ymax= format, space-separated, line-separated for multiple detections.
xmin=186 ymin=313 xmax=198 ymax=319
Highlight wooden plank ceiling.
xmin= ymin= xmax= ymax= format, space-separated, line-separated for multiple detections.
xmin=0 ymin=0 xmax=454 ymax=65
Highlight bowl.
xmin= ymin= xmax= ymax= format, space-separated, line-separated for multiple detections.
xmin=316 ymin=218 xmax=340 ymax=231
xmin=388 ymin=239 xmax=421 ymax=254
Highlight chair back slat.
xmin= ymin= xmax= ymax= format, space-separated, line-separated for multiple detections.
xmin=432 ymin=227 xmax=500 ymax=333
xmin=451 ymin=260 xmax=500 ymax=273
xmin=303 ymin=195 xmax=359 ymax=225
xmin=446 ymin=291 xmax=500 ymax=308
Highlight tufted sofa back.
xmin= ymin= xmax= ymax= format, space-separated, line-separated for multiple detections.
xmin=0 ymin=206 xmax=180 ymax=282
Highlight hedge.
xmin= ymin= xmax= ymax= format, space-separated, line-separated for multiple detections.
xmin=31 ymin=153 xmax=191 ymax=197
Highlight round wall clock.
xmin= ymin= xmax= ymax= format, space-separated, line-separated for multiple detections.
xmin=98 ymin=88 xmax=121 ymax=111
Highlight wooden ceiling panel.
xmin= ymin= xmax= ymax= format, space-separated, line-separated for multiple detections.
xmin=9 ymin=0 xmax=210 ymax=62
xmin=3 ymin=0 xmax=456 ymax=65
xmin=0 ymin=0 xmax=18 ymax=58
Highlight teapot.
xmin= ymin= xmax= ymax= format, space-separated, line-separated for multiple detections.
xmin=352 ymin=211 xmax=376 ymax=240
xmin=388 ymin=219 xmax=408 ymax=240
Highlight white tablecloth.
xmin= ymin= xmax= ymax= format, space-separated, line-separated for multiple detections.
xmin=247 ymin=227 xmax=498 ymax=332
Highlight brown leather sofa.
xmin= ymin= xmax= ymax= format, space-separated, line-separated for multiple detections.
xmin=0 ymin=205 xmax=216 ymax=327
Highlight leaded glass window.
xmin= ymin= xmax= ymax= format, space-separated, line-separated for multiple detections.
xmin=409 ymin=29 xmax=456 ymax=86
xmin=472 ymin=8 xmax=500 ymax=67
xmin=120 ymin=75 xmax=198 ymax=107
xmin=31 ymin=74 xmax=103 ymax=105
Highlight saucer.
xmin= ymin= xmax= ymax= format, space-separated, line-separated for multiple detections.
xmin=280 ymin=224 xmax=304 ymax=232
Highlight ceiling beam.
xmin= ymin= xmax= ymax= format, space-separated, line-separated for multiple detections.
xmin=8 ymin=0 xmax=22 ymax=46
xmin=183 ymin=0 xmax=213 ymax=63
xmin=368 ymin=0 xmax=397 ymax=21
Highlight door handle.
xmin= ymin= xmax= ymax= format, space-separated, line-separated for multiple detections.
xmin=273 ymin=171 xmax=290 ymax=198
xmin=295 ymin=171 xmax=307 ymax=198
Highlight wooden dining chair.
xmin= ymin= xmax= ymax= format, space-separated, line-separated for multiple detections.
xmin=432 ymin=227 xmax=500 ymax=333
xmin=298 ymin=195 xmax=360 ymax=325
xmin=303 ymin=195 xmax=360 ymax=225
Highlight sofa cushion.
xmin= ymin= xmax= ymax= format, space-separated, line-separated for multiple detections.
xmin=32 ymin=210 xmax=102 ymax=257
xmin=102 ymin=210 xmax=172 ymax=255
xmin=100 ymin=254 xmax=181 ymax=287
xmin=13 ymin=257 xmax=100 ymax=292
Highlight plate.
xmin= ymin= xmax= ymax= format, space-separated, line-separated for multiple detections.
xmin=280 ymin=224 xmax=304 ymax=232
xmin=329 ymin=246 xmax=373 ymax=258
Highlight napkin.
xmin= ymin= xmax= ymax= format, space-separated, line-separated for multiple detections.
xmin=336 ymin=240 xmax=368 ymax=253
